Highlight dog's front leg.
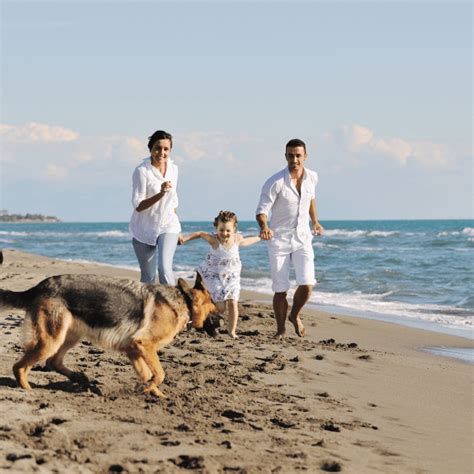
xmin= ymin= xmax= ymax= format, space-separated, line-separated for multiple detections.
xmin=129 ymin=339 xmax=167 ymax=398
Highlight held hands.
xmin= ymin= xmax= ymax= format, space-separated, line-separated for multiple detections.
xmin=259 ymin=226 xmax=273 ymax=241
xmin=312 ymin=222 xmax=325 ymax=236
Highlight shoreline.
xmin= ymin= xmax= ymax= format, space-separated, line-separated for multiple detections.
xmin=8 ymin=249 xmax=472 ymax=346
xmin=0 ymin=248 xmax=473 ymax=472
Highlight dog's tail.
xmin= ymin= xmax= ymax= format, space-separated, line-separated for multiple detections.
xmin=0 ymin=288 xmax=35 ymax=311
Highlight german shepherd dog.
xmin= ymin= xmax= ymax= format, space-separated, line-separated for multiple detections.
xmin=0 ymin=274 xmax=220 ymax=398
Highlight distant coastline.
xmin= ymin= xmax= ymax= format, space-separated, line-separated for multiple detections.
xmin=0 ymin=213 xmax=61 ymax=223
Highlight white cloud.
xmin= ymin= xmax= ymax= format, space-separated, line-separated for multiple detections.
xmin=0 ymin=122 xmax=79 ymax=143
xmin=42 ymin=164 xmax=69 ymax=179
xmin=325 ymin=124 xmax=450 ymax=167
xmin=174 ymin=132 xmax=256 ymax=167
xmin=1 ymin=122 xmax=149 ymax=182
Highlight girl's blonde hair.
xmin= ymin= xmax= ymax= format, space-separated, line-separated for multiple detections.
xmin=213 ymin=210 xmax=238 ymax=228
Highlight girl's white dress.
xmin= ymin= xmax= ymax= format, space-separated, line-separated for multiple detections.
xmin=198 ymin=240 xmax=241 ymax=302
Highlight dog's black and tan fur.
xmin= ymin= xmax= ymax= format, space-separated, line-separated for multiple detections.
xmin=0 ymin=274 xmax=219 ymax=398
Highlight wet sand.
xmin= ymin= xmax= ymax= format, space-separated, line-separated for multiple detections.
xmin=0 ymin=249 xmax=472 ymax=473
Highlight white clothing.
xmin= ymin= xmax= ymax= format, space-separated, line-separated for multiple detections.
xmin=129 ymin=158 xmax=181 ymax=245
xmin=268 ymin=233 xmax=315 ymax=292
xmin=256 ymin=166 xmax=318 ymax=244
xmin=198 ymin=240 xmax=242 ymax=302
xmin=256 ymin=166 xmax=318 ymax=291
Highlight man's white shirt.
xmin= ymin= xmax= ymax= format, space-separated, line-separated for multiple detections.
xmin=256 ymin=166 xmax=318 ymax=245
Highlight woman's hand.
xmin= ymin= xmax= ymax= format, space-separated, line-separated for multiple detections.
xmin=160 ymin=181 xmax=172 ymax=194
xmin=177 ymin=234 xmax=185 ymax=245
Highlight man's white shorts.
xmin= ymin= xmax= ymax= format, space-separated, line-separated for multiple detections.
xmin=267 ymin=233 xmax=316 ymax=293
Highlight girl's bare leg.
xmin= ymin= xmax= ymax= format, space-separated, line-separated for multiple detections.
xmin=227 ymin=299 xmax=239 ymax=339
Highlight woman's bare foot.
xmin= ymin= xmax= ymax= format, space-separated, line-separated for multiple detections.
xmin=229 ymin=332 xmax=239 ymax=340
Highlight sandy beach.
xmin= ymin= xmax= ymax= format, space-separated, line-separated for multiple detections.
xmin=0 ymin=248 xmax=472 ymax=473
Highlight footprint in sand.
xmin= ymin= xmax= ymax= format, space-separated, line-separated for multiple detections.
xmin=321 ymin=422 xmax=341 ymax=432
xmin=321 ymin=460 xmax=342 ymax=472
xmin=170 ymin=455 xmax=205 ymax=469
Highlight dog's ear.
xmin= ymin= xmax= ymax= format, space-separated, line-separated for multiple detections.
xmin=194 ymin=273 xmax=205 ymax=291
xmin=177 ymin=278 xmax=191 ymax=292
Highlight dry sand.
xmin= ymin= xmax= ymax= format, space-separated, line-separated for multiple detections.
xmin=0 ymin=249 xmax=472 ymax=474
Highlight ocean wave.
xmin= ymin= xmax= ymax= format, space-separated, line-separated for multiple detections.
xmin=437 ymin=231 xmax=459 ymax=237
xmin=323 ymin=229 xmax=366 ymax=238
xmin=0 ymin=230 xmax=28 ymax=236
xmin=239 ymin=277 xmax=472 ymax=329
xmin=324 ymin=229 xmax=400 ymax=238
xmin=437 ymin=228 xmax=474 ymax=238
xmin=96 ymin=231 xmax=129 ymax=238
xmin=313 ymin=242 xmax=340 ymax=249
xmin=0 ymin=230 xmax=130 ymax=239
xmin=310 ymin=291 xmax=473 ymax=328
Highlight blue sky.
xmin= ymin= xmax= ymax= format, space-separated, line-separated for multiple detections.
xmin=1 ymin=0 xmax=472 ymax=221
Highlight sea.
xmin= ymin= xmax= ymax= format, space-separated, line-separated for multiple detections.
xmin=1 ymin=220 xmax=473 ymax=357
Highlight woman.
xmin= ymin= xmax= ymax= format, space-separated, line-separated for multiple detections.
xmin=129 ymin=130 xmax=181 ymax=284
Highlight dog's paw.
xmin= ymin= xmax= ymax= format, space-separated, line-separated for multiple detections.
xmin=143 ymin=383 xmax=167 ymax=399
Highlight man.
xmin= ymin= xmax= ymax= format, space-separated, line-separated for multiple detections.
xmin=256 ymin=138 xmax=324 ymax=338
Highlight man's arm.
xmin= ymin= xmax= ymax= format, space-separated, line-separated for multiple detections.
xmin=256 ymin=177 xmax=279 ymax=241
xmin=309 ymin=198 xmax=324 ymax=235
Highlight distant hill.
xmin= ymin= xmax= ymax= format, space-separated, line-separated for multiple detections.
xmin=0 ymin=213 xmax=61 ymax=223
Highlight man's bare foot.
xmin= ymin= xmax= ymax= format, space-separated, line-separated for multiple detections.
xmin=289 ymin=316 xmax=306 ymax=337
xmin=274 ymin=330 xmax=286 ymax=339
xmin=229 ymin=332 xmax=239 ymax=340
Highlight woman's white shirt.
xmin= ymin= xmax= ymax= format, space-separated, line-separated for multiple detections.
xmin=129 ymin=158 xmax=181 ymax=245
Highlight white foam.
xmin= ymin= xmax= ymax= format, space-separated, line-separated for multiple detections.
xmin=310 ymin=290 xmax=473 ymax=329
xmin=0 ymin=230 xmax=130 ymax=239
xmin=367 ymin=231 xmax=398 ymax=237
xmin=313 ymin=242 xmax=340 ymax=249
xmin=323 ymin=229 xmax=410 ymax=238
xmin=424 ymin=347 xmax=474 ymax=364
xmin=0 ymin=230 xmax=28 ymax=236
xmin=324 ymin=229 xmax=367 ymax=238
xmin=96 ymin=231 xmax=129 ymax=238
xmin=237 ymin=277 xmax=473 ymax=333
xmin=437 ymin=231 xmax=459 ymax=237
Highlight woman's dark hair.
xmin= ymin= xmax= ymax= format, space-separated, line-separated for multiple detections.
xmin=213 ymin=210 xmax=238 ymax=228
xmin=285 ymin=138 xmax=306 ymax=153
xmin=148 ymin=130 xmax=173 ymax=151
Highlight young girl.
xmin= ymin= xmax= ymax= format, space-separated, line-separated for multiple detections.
xmin=181 ymin=211 xmax=260 ymax=339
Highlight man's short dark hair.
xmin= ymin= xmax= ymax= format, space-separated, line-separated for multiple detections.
xmin=285 ymin=138 xmax=306 ymax=153
xmin=148 ymin=130 xmax=173 ymax=151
